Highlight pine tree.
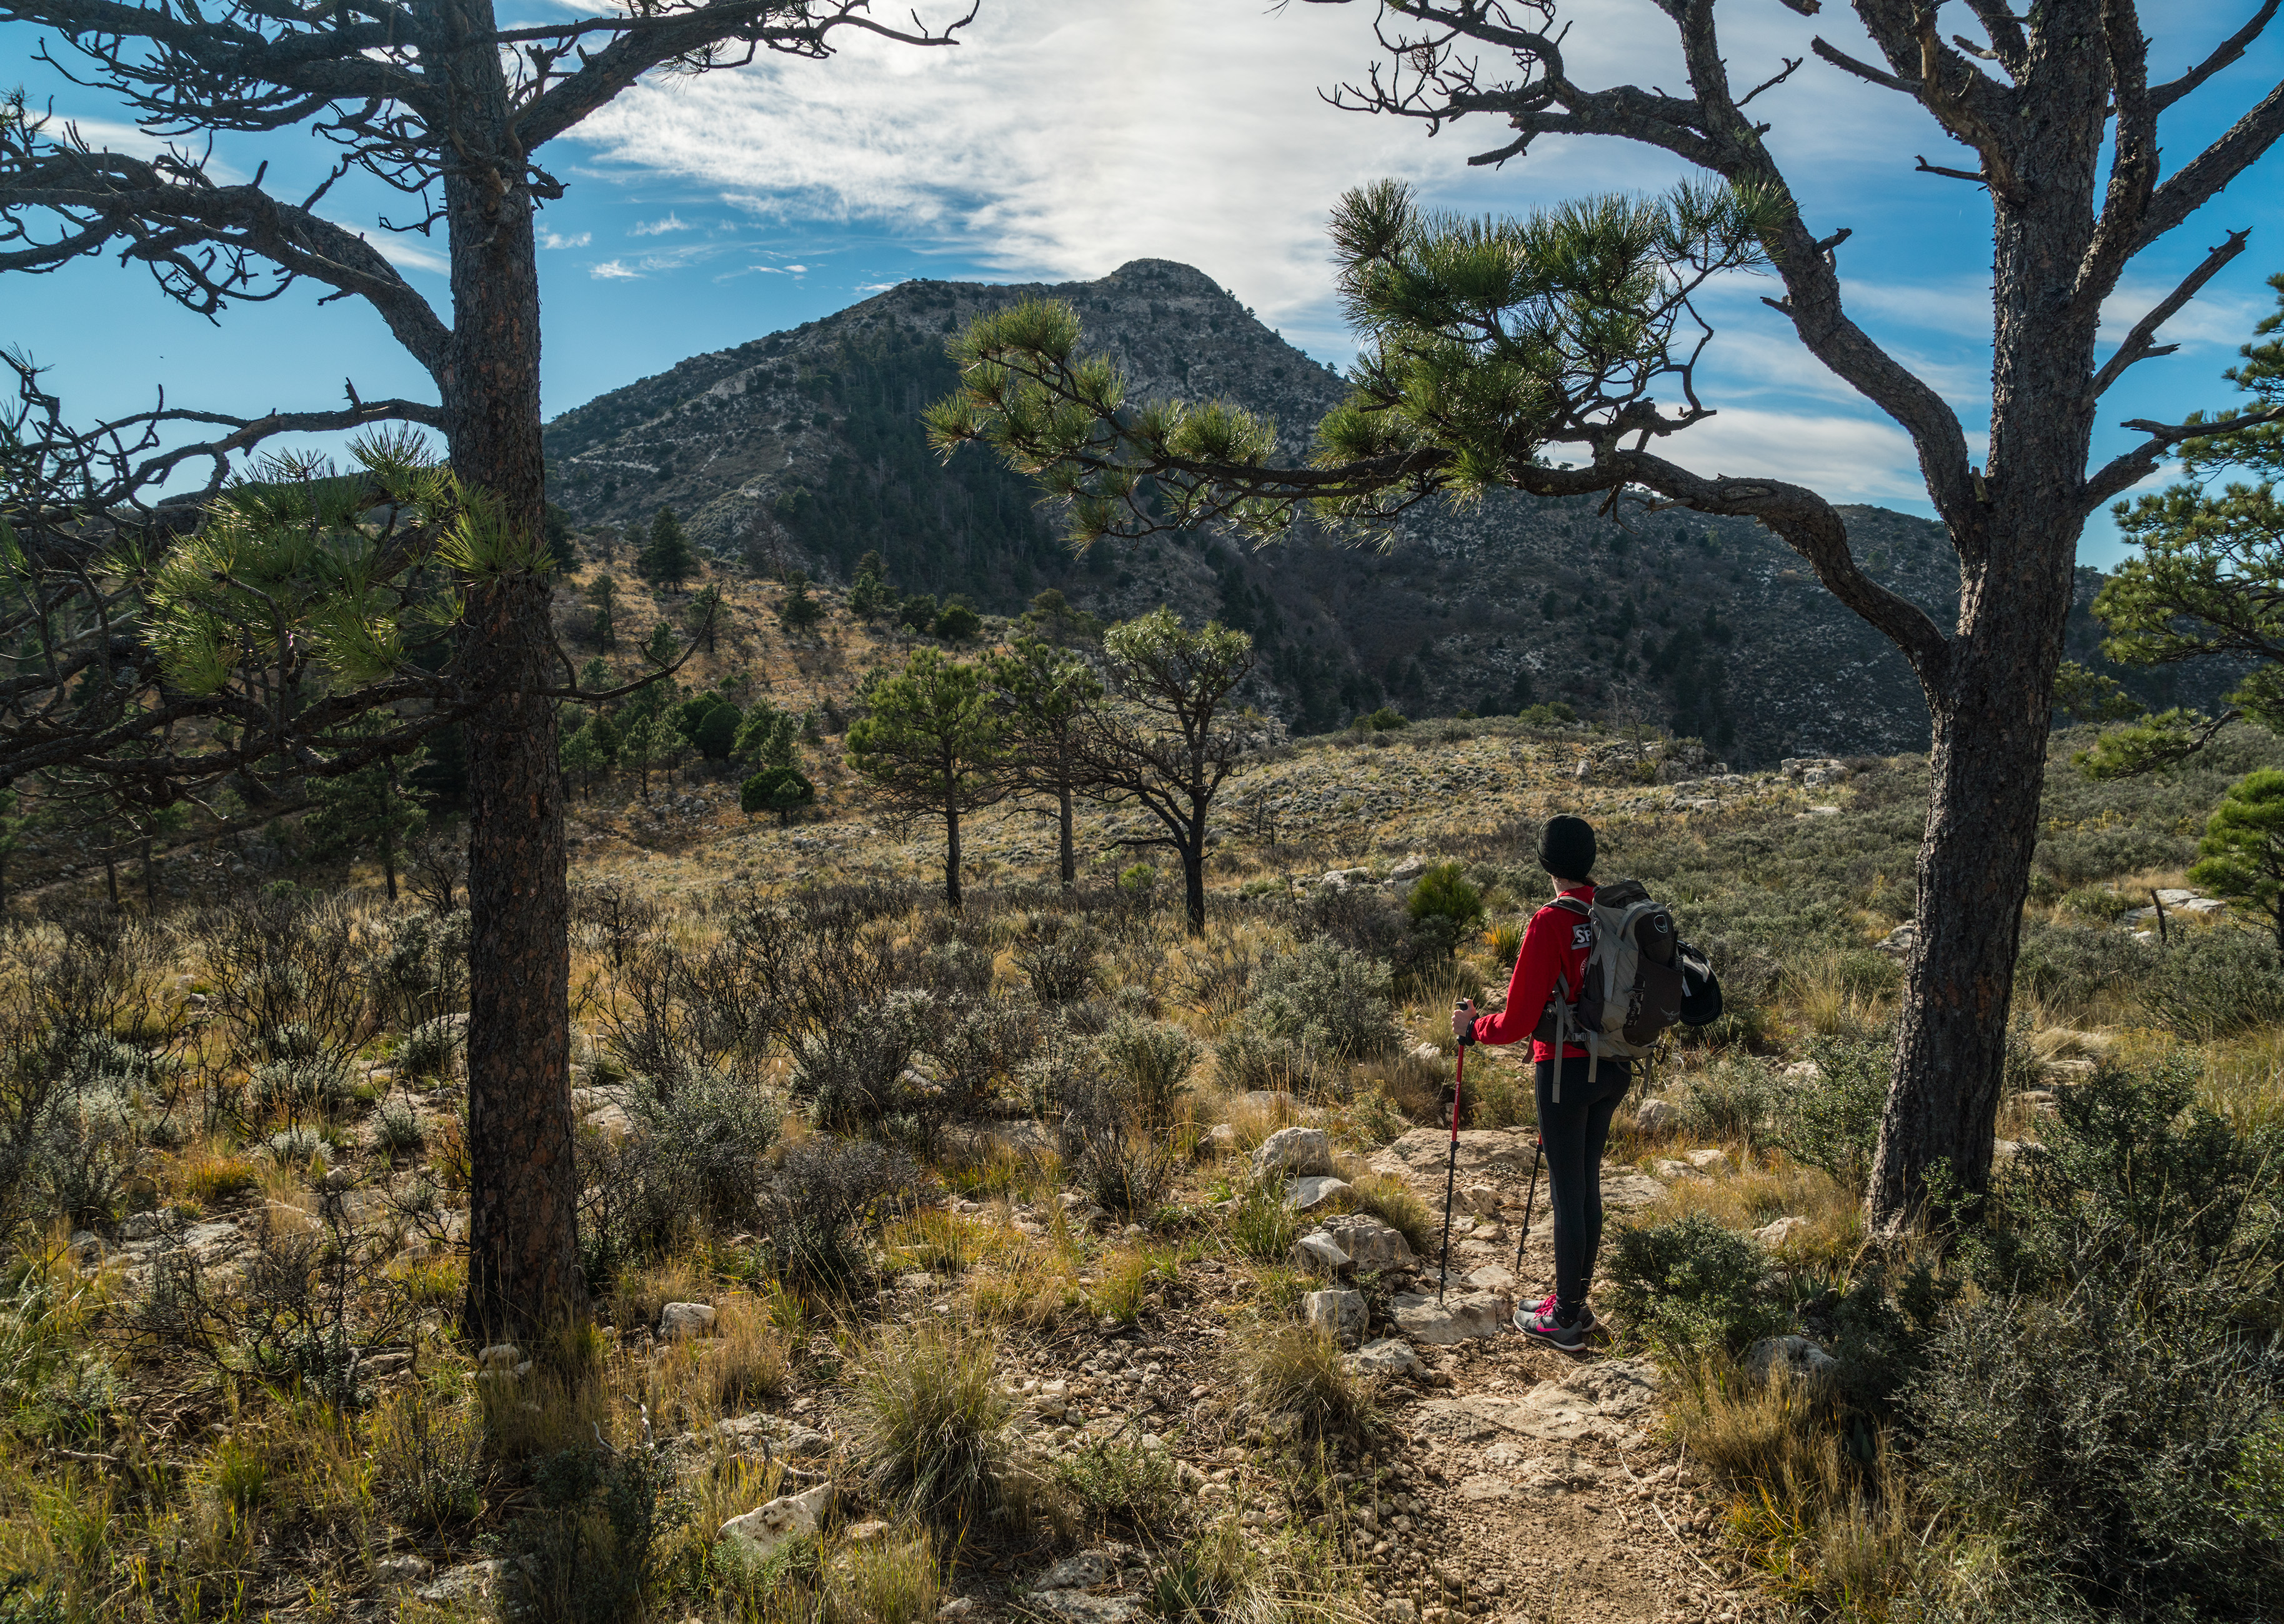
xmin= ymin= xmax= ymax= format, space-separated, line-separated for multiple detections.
xmin=0 ymin=0 xmax=971 ymax=1339
xmin=640 ymin=507 xmax=697 ymax=589
xmin=2192 ymin=770 xmax=2284 ymax=952
xmin=926 ymin=5 xmax=2284 ymax=1222
xmin=849 ymin=550 xmax=893 ymax=620
xmin=741 ymin=764 xmax=815 ymax=825
xmin=779 ymin=570 xmax=824 ymax=631
xmin=543 ymin=502 xmax=579 ymax=574
xmin=585 ymin=575 xmax=621 ymax=650
xmin=306 ymin=733 xmax=432 ymax=900
xmin=845 ymin=649 xmax=1009 ymax=907
xmin=643 ymin=621 xmax=679 ymax=668
xmin=561 ymin=721 xmax=608 ymax=799
xmin=687 ymin=585 xmax=724 ymax=654
xmin=983 ymin=635 xmax=1101 ymax=887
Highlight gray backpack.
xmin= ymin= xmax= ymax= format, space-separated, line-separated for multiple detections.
xmin=1532 ymin=879 xmax=1687 ymax=1097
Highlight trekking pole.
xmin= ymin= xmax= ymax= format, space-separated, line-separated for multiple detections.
xmin=1512 ymin=1136 xmax=1542 ymax=1277
xmin=1437 ymin=1039 xmax=1465 ymax=1305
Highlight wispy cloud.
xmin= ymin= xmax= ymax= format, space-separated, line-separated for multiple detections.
xmin=587 ymin=241 xmax=735 ymax=279
xmin=45 ymin=113 xmax=246 ymax=182
xmin=324 ymin=221 xmax=449 ymax=276
xmin=539 ymin=229 xmax=593 ymax=249
xmin=631 ymin=212 xmax=691 ymax=237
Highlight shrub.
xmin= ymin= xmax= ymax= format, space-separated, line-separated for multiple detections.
xmin=1406 ymin=862 xmax=1485 ymax=937
xmin=1678 ymin=1054 xmax=1777 ymax=1146
xmin=1097 ymin=1017 xmax=1199 ymax=1127
xmin=396 ymin=1013 xmax=462 ymax=1080
xmin=1055 ymin=1433 xmax=1182 ymax=1522
xmin=1244 ymin=939 xmax=1400 ymax=1059
xmin=1226 ymin=1323 xmax=1379 ymax=1443
xmin=1211 ymin=1027 xmax=1319 ymax=1098
xmin=504 ymin=1443 xmax=674 ymax=1624
xmin=758 ymin=1135 xmax=926 ymax=1293
xmin=2141 ymin=927 xmax=2284 ymax=1039
xmin=1906 ymin=1059 xmax=2284 ymax=1617
xmin=853 ymin=1322 xmax=1014 ymax=1532
xmin=787 ymin=987 xmax=933 ymax=1135
xmin=2013 ymin=919 xmax=2158 ymax=1012
xmin=1773 ymin=1035 xmax=1888 ymax=1198
xmin=1059 ymin=1075 xmax=1177 ymax=1217
xmin=1014 ymin=914 xmax=1104 ymax=1005
xmin=370 ymin=1387 xmax=487 ymax=1530
xmin=1602 ymin=1210 xmax=1783 ymax=1357
xmin=371 ymin=1098 xmax=426 ymax=1157
xmin=625 ymin=1065 xmax=782 ymax=1233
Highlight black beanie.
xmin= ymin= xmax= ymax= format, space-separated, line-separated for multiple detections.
xmin=1538 ymin=815 xmax=1597 ymax=881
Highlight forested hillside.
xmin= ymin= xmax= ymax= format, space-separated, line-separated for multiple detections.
xmin=545 ymin=261 xmax=2226 ymax=763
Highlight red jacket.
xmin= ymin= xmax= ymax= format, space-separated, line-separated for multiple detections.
xmin=1472 ymin=882 xmax=1595 ymax=1062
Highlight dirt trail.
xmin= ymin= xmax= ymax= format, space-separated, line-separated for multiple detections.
xmin=1363 ymin=1127 xmax=1775 ymax=1624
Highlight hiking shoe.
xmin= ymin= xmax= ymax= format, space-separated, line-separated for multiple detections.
xmin=1516 ymin=1293 xmax=1595 ymax=1334
xmin=1519 ymin=1303 xmax=1592 ymax=1354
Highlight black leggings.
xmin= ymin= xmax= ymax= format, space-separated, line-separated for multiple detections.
xmin=1533 ymin=1054 xmax=1632 ymax=1312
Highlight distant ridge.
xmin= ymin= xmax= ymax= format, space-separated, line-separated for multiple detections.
xmin=545 ymin=262 xmax=2218 ymax=763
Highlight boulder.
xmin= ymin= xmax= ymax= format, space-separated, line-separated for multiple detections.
xmin=1463 ymin=1262 xmax=1516 ymax=1291
xmin=659 ymin=1302 xmax=717 ymax=1340
xmin=1289 ymin=1231 xmax=1350 ymax=1273
xmin=1392 ymin=1289 xmax=1512 ymax=1345
xmin=1285 ymin=1175 xmax=1351 ymax=1212
xmin=1752 ymin=1215 xmax=1811 ymax=1250
xmin=721 ymin=1482 xmax=830 ymax=1560
xmin=1369 ymin=1126 xmax=1539 ymax=1188
xmin=1253 ymin=1127 xmax=1334 ymax=1179
xmin=1316 ymin=1215 xmax=1412 ymax=1270
xmin=1344 ymin=1337 xmax=1422 ymax=1377
xmin=1685 ymin=1147 xmax=1731 ymax=1175
xmin=1035 ymin=1551 xmax=1115 ymax=1592
xmin=1743 ymin=1335 xmax=1840 ymax=1393
xmin=1462 ymin=1182 xmax=1501 ymax=1217
xmin=1387 ymin=855 xmax=1429 ymax=883
xmin=1652 ymin=1159 xmax=1702 ymax=1182
xmin=1207 ymin=1123 xmax=1238 ymax=1152
xmin=1633 ymin=1098 xmax=1681 ymax=1135
xmin=1303 ymin=1288 xmax=1367 ymax=1348
xmin=416 ymin=1560 xmax=504 ymax=1605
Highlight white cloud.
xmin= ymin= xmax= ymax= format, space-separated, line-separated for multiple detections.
xmin=324 ymin=222 xmax=450 ymax=275
xmin=44 ymin=114 xmax=247 ymax=182
xmin=539 ymin=229 xmax=593 ymax=249
xmin=590 ymin=259 xmax=641 ymax=280
xmin=1573 ymin=407 xmax=1930 ymax=506
xmin=631 ymin=212 xmax=691 ymax=236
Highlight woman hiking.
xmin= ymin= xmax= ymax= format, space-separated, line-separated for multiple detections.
xmin=1450 ymin=814 xmax=1623 ymax=1354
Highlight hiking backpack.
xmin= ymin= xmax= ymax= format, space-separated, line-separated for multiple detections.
xmin=1532 ymin=879 xmax=1722 ymax=1096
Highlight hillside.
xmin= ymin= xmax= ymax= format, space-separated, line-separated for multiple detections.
xmin=544 ymin=260 xmax=2224 ymax=765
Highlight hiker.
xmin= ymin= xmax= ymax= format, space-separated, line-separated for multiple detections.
xmin=1450 ymin=814 xmax=1624 ymax=1353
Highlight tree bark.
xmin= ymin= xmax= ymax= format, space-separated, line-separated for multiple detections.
xmin=436 ymin=0 xmax=584 ymax=1343
xmin=1180 ymin=814 xmax=1206 ymax=937
xmin=944 ymin=797 xmax=963 ymax=910
xmin=1057 ymin=776 xmax=1075 ymax=889
xmin=1865 ymin=51 xmax=2104 ymax=1228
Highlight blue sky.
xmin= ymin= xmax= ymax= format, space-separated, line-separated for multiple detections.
xmin=9 ymin=0 xmax=2284 ymax=567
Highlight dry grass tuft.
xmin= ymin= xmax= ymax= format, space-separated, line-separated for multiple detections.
xmin=1226 ymin=1323 xmax=1379 ymax=1443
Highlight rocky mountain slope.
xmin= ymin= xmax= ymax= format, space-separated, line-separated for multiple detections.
xmin=544 ymin=261 xmax=2221 ymax=765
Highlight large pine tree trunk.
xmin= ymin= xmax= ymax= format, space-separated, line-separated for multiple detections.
xmin=945 ymin=799 xmax=963 ymax=909
xmin=1057 ymin=775 xmax=1075 ymax=889
xmin=436 ymin=0 xmax=584 ymax=1342
xmin=1866 ymin=89 xmax=2100 ymax=1229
